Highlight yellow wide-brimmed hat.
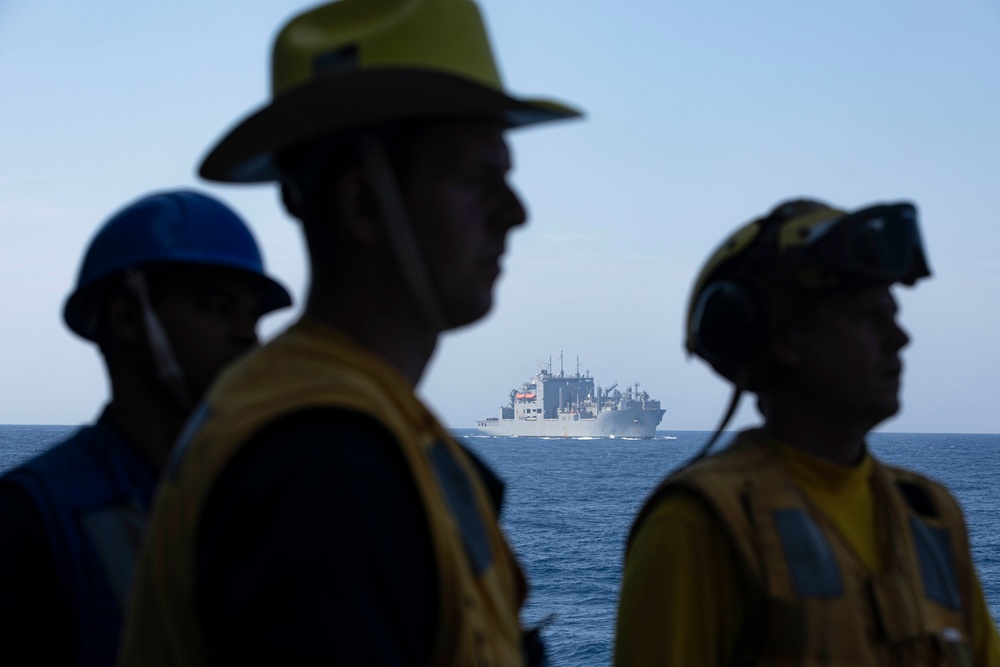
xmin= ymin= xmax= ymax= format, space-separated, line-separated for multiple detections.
xmin=200 ymin=0 xmax=583 ymax=183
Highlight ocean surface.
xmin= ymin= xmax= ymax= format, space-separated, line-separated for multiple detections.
xmin=2 ymin=426 xmax=999 ymax=665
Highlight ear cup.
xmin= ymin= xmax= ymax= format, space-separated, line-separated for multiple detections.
xmin=690 ymin=280 xmax=763 ymax=376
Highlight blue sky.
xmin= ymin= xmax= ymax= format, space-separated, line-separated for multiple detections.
xmin=2 ymin=0 xmax=1000 ymax=432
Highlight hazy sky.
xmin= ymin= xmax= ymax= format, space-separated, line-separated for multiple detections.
xmin=2 ymin=0 xmax=1000 ymax=433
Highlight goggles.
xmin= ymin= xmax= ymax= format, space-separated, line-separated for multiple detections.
xmin=777 ymin=202 xmax=931 ymax=288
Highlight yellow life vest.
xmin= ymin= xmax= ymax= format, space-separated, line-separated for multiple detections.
xmin=119 ymin=319 xmax=528 ymax=667
xmin=630 ymin=433 xmax=976 ymax=666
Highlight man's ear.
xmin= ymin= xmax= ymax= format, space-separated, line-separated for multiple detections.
xmin=336 ymin=167 xmax=381 ymax=245
xmin=104 ymin=289 xmax=144 ymax=345
xmin=770 ymin=329 xmax=802 ymax=369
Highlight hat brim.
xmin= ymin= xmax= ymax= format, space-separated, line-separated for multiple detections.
xmin=63 ymin=264 xmax=293 ymax=342
xmin=250 ymin=272 xmax=294 ymax=316
xmin=199 ymin=68 xmax=582 ymax=183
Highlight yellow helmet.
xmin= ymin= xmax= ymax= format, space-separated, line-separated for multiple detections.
xmin=200 ymin=0 xmax=582 ymax=183
xmin=686 ymin=199 xmax=930 ymax=385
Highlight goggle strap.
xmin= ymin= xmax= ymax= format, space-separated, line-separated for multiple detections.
xmin=684 ymin=383 xmax=745 ymax=467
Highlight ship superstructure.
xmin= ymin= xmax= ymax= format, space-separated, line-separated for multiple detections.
xmin=476 ymin=355 xmax=665 ymax=438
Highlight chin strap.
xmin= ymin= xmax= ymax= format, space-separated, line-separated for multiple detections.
xmin=358 ymin=135 xmax=450 ymax=333
xmin=124 ymin=269 xmax=194 ymax=411
xmin=685 ymin=383 xmax=745 ymax=466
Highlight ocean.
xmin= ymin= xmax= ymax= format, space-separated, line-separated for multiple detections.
xmin=2 ymin=426 xmax=998 ymax=665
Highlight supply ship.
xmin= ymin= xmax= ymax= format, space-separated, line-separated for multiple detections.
xmin=475 ymin=355 xmax=665 ymax=438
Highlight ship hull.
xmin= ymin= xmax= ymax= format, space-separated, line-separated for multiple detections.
xmin=476 ymin=408 xmax=665 ymax=439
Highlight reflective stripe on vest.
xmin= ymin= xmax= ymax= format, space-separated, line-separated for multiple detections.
xmin=772 ymin=508 xmax=843 ymax=598
xmin=81 ymin=498 xmax=147 ymax=609
xmin=910 ymin=515 xmax=963 ymax=611
xmin=429 ymin=441 xmax=494 ymax=575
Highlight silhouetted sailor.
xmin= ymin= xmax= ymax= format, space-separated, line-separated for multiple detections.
xmin=0 ymin=190 xmax=290 ymax=667
xmin=118 ymin=1 xmax=581 ymax=665
xmin=616 ymin=199 xmax=1000 ymax=666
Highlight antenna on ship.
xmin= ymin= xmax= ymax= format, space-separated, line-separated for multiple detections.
xmin=576 ymin=355 xmax=581 ymax=378
xmin=560 ymin=351 xmax=564 ymax=378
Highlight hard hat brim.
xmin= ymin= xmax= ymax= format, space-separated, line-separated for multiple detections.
xmin=63 ymin=264 xmax=293 ymax=342
xmin=199 ymin=68 xmax=582 ymax=183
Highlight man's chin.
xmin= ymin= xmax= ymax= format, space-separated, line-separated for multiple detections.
xmin=864 ymin=398 xmax=901 ymax=430
xmin=441 ymin=296 xmax=493 ymax=331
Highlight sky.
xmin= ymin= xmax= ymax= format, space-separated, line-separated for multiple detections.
xmin=2 ymin=0 xmax=1000 ymax=433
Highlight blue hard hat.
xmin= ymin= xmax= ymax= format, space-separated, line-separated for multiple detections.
xmin=64 ymin=190 xmax=292 ymax=340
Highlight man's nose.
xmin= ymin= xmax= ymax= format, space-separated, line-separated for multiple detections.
xmin=499 ymin=182 xmax=527 ymax=231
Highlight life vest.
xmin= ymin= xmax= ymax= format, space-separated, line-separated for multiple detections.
xmin=1 ymin=407 xmax=156 ymax=667
xmin=629 ymin=432 xmax=976 ymax=666
xmin=119 ymin=319 xmax=529 ymax=667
